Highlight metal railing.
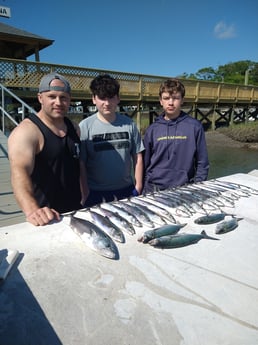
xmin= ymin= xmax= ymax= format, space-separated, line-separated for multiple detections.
xmin=0 ymin=83 xmax=36 ymax=135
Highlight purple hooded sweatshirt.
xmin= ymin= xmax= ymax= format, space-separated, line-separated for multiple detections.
xmin=143 ymin=111 xmax=209 ymax=193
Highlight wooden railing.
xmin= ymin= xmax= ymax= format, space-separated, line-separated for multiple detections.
xmin=1 ymin=57 xmax=258 ymax=106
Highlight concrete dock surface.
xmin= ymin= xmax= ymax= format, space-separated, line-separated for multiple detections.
xmin=0 ymin=172 xmax=258 ymax=345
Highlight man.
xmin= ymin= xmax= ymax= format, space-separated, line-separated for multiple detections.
xmin=8 ymin=72 xmax=86 ymax=226
xmin=79 ymin=74 xmax=144 ymax=207
xmin=143 ymin=78 xmax=209 ymax=193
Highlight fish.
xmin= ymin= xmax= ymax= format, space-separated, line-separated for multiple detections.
xmin=127 ymin=200 xmax=167 ymax=226
xmin=200 ymin=181 xmax=248 ymax=198
xmin=97 ymin=206 xmax=135 ymax=235
xmin=101 ymin=202 xmax=142 ymax=227
xmin=215 ymin=217 xmax=243 ymax=234
xmin=138 ymin=223 xmax=187 ymax=243
xmin=88 ymin=209 xmax=125 ymax=243
xmin=67 ymin=213 xmax=119 ymax=259
xmin=148 ymin=230 xmax=219 ymax=249
xmin=211 ymin=179 xmax=258 ymax=195
xmin=144 ymin=195 xmax=192 ymax=217
xmin=130 ymin=196 xmax=177 ymax=223
xmin=146 ymin=193 xmax=182 ymax=208
xmin=165 ymin=190 xmax=210 ymax=214
xmin=117 ymin=201 xmax=155 ymax=228
xmin=194 ymin=212 xmax=234 ymax=225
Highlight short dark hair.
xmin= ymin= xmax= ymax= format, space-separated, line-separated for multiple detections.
xmin=90 ymin=74 xmax=120 ymax=99
xmin=159 ymin=78 xmax=185 ymax=98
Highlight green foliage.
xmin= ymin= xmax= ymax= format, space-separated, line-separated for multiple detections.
xmin=182 ymin=60 xmax=258 ymax=86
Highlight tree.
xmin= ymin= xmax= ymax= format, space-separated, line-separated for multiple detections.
xmin=195 ymin=67 xmax=217 ymax=80
xmin=183 ymin=60 xmax=258 ymax=86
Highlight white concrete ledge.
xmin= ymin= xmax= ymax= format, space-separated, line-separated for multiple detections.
xmin=1 ymin=173 xmax=258 ymax=345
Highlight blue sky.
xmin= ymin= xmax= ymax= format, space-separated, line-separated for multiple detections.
xmin=1 ymin=0 xmax=257 ymax=77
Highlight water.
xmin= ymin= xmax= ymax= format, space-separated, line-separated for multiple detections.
xmin=207 ymin=145 xmax=258 ymax=179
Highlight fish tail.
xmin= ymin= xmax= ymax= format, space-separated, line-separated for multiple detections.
xmin=201 ymin=230 xmax=219 ymax=241
xmin=232 ymin=216 xmax=244 ymax=222
xmin=61 ymin=210 xmax=77 ymax=217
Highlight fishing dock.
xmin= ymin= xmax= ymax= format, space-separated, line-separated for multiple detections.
xmin=1 ymin=171 xmax=258 ymax=344
xmin=1 ymin=57 xmax=258 ymax=133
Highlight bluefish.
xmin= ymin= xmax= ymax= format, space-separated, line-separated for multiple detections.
xmin=68 ymin=214 xmax=119 ymax=260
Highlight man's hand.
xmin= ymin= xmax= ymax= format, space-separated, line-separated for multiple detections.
xmin=26 ymin=207 xmax=60 ymax=226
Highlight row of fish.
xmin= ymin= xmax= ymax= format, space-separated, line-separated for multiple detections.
xmin=65 ymin=179 xmax=257 ymax=258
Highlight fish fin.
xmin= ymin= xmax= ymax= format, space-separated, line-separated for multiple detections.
xmin=236 ymin=217 xmax=244 ymax=221
xmin=201 ymin=230 xmax=219 ymax=240
xmin=62 ymin=210 xmax=77 ymax=217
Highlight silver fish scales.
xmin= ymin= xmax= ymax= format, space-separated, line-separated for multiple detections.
xmin=194 ymin=212 xmax=234 ymax=225
xmin=100 ymin=202 xmax=142 ymax=227
xmin=215 ymin=217 xmax=243 ymax=234
xmin=129 ymin=196 xmax=177 ymax=223
xmin=127 ymin=200 xmax=167 ymax=226
xmin=213 ymin=180 xmax=258 ymax=195
xmin=97 ymin=206 xmax=135 ymax=235
xmin=88 ymin=209 xmax=125 ymax=243
xmin=138 ymin=223 xmax=187 ymax=243
xmin=148 ymin=230 xmax=219 ymax=249
xmin=164 ymin=189 xmax=210 ymax=214
xmin=67 ymin=214 xmax=119 ymax=259
xmin=117 ymin=201 xmax=155 ymax=228
xmin=144 ymin=194 xmax=192 ymax=217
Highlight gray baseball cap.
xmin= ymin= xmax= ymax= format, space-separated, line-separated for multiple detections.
xmin=39 ymin=73 xmax=71 ymax=94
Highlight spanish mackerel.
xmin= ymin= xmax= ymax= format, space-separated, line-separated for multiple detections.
xmin=212 ymin=179 xmax=258 ymax=195
xmin=148 ymin=230 xmax=219 ymax=249
xmin=184 ymin=184 xmax=236 ymax=207
xmin=164 ymin=190 xmax=211 ymax=214
xmin=198 ymin=181 xmax=246 ymax=198
xmin=116 ymin=201 xmax=155 ymax=228
xmin=126 ymin=200 xmax=167 ymax=226
xmin=129 ymin=196 xmax=177 ymax=223
xmin=144 ymin=195 xmax=192 ymax=217
xmin=68 ymin=214 xmax=119 ymax=259
xmin=87 ymin=209 xmax=125 ymax=243
xmin=96 ymin=206 xmax=135 ymax=235
xmin=100 ymin=202 xmax=142 ymax=227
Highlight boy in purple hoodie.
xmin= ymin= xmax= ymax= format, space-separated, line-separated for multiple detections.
xmin=143 ymin=78 xmax=209 ymax=193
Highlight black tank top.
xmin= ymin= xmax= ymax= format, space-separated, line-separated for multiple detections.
xmin=29 ymin=113 xmax=82 ymax=213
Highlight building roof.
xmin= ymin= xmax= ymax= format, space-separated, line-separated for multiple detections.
xmin=0 ymin=22 xmax=54 ymax=60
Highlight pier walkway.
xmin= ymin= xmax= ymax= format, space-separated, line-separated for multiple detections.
xmin=0 ymin=130 xmax=25 ymax=227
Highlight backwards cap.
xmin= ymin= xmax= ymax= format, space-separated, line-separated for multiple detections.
xmin=39 ymin=73 xmax=71 ymax=94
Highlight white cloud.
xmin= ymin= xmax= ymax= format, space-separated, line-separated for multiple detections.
xmin=214 ymin=21 xmax=236 ymax=39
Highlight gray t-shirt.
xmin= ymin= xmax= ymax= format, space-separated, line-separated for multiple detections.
xmin=79 ymin=113 xmax=144 ymax=191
